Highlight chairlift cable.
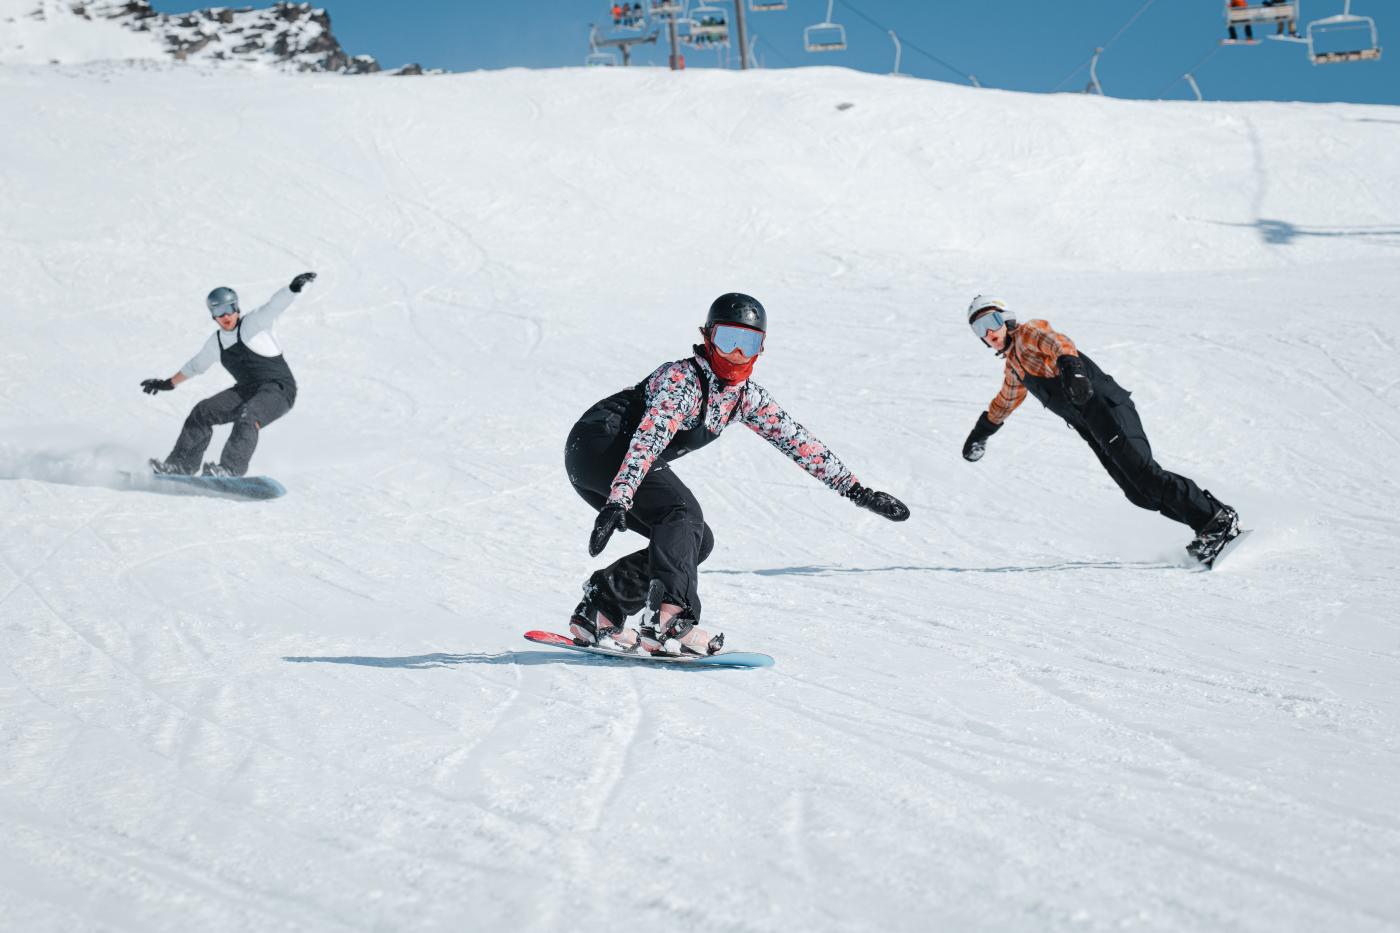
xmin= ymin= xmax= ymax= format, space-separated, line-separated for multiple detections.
xmin=832 ymin=0 xmax=979 ymax=85
xmin=756 ymin=33 xmax=798 ymax=67
xmin=1101 ymin=0 xmax=1161 ymax=52
xmin=1051 ymin=0 xmax=1160 ymax=91
xmin=1051 ymin=55 xmax=1093 ymax=92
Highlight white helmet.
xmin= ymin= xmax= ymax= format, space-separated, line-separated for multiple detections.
xmin=966 ymin=294 xmax=1015 ymax=337
xmin=963 ymin=294 xmax=1019 ymax=344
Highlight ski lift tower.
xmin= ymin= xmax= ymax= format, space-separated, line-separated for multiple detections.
xmin=588 ymin=23 xmax=659 ymax=66
xmin=649 ymin=0 xmax=687 ymax=70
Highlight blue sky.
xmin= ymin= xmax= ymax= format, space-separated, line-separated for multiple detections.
xmin=151 ymin=1 xmax=1398 ymax=104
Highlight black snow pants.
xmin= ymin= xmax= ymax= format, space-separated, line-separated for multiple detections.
xmin=1072 ymin=393 xmax=1217 ymax=533
xmin=166 ymin=383 xmax=294 ymax=477
xmin=565 ymin=418 xmax=715 ymax=621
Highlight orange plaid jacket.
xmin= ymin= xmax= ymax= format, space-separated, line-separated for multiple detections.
xmin=987 ymin=319 xmax=1079 ymax=424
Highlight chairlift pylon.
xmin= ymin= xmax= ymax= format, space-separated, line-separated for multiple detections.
xmin=1307 ymin=0 xmax=1381 ymax=63
xmin=804 ymin=0 xmax=847 ymax=52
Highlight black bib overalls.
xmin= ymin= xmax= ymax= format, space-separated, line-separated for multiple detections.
xmin=565 ymin=360 xmax=721 ymax=619
xmin=165 ymin=320 xmax=297 ymax=476
xmin=1021 ymin=351 xmax=1216 ymax=532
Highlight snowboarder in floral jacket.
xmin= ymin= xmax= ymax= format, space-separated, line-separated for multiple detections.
xmin=566 ymin=293 xmax=909 ymax=655
xmin=959 ymin=295 xmax=1240 ymax=565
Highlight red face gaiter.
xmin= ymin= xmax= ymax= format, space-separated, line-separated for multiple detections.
xmin=697 ymin=342 xmax=757 ymax=385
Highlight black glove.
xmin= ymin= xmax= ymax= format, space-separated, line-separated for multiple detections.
xmin=846 ymin=483 xmax=911 ymax=522
xmin=588 ymin=503 xmax=627 ymax=557
xmin=962 ymin=412 xmax=1001 ymax=462
xmin=1057 ymin=355 xmax=1094 ymax=407
xmin=141 ymin=378 xmax=174 ymax=395
xmin=289 ymin=271 xmax=317 ymax=293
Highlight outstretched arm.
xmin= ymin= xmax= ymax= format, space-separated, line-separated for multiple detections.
xmin=739 ymin=382 xmax=856 ymax=493
xmin=238 ymin=272 xmax=315 ymax=338
xmin=987 ymin=366 xmax=1026 ymax=426
xmin=738 ymin=385 xmax=909 ymax=521
xmin=143 ymin=332 xmax=217 ymax=394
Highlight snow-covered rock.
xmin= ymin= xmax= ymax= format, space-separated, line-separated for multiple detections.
xmin=0 ymin=0 xmax=412 ymax=73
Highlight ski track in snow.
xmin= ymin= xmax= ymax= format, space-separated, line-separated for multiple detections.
xmin=2 ymin=62 xmax=1400 ymax=932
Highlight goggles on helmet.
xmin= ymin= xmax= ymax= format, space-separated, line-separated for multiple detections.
xmin=709 ymin=323 xmax=764 ymax=358
xmin=969 ymin=309 xmax=1005 ymax=340
xmin=209 ymin=303 xmax=239 ymax=320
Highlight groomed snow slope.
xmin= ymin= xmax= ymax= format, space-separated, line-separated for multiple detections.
xmin=2 ymin=62 xmax=1399 ymax=932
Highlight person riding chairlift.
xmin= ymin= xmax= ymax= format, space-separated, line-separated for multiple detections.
xmin=1227 ymin=0 xmax=1255 ymax=42
xmin=1263 ymin=0 xmax=1299 ymax=37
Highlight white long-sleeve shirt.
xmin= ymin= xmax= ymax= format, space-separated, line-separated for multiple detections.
xmin=179 ymin=287 xmax=295 ymax=379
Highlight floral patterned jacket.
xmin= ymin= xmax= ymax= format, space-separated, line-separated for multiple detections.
xmin=608 ymin=353 xmax=858 ymax=509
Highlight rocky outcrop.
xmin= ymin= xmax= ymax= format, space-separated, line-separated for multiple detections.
xmin=57 ymin=1 xmax=422 ymax=74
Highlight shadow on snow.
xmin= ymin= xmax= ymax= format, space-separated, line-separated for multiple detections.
xmin=283 ymin=651 xmax=720 ymax=670
xmin=706 ymin=560 xmax=1181 ymax=576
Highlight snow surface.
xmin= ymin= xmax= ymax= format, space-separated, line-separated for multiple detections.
xmin=2 ymin=60 xmax=1399 ymax=932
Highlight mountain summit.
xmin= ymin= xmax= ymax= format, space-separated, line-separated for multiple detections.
xmin=1 ymin=0 xmax=414 ymax=73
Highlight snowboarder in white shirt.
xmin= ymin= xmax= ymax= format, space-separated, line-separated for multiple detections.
xmin=141 ymin=272 xmax=316 ymax=477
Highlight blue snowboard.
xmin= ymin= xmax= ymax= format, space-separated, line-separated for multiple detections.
xmin=128 ymin=472 xmax=286 ymax=501
xmin=524 ymin=630 xmax=774 ymax=668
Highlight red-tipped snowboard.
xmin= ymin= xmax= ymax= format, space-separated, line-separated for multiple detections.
xmin=523 ymin=630 xmax=774 ymax=668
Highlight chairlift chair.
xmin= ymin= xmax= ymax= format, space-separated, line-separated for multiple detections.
xmin=609 ymin=3 xmax=646 ymax=32
xmin=649 ymin=0 xmax=684 ymax=17
xmin=749 ymin=0 xmax=786 ymax=10
xmin=1222 ymin=1 xmax=1301 ymax=44
xmin=804 ymin=0 xmax=847 ymax=52
xmin=1307 ymin=0 xmax=1381 ymax=63
xmin=687 ymin=4 xmax=730 ymax=46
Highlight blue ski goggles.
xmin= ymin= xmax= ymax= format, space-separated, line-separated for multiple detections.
xmin=970 ymin=309 xmax=1005 ymax=340
xmin=709 ymin=324 xmax=764 ymax=358
xmin=209 ymin=303 xmax=239 ymax=319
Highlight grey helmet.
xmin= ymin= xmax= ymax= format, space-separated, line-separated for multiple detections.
xmin=206 ymin=286 xmax=240 ymax=319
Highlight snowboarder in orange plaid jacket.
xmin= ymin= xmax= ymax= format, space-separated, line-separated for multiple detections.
xmin=960 ymin=295 xmax=1240 ymax=565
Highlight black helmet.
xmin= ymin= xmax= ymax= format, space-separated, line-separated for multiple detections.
xmin=705 ymin=293 xmax=766 ymax=333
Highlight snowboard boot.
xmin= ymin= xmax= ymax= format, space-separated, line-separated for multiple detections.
xmin=149 ymin=458 xmax=194 ymax=476
xmin=641 ymin=604 xmax=723 ymax=657
xmin=569 ymin=574 xmax=627 ymax=647
xmin=201 ymin=462 xmax=234 ymax=478
xmin=1187 ymin=492 xmax=1241 ymax=565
